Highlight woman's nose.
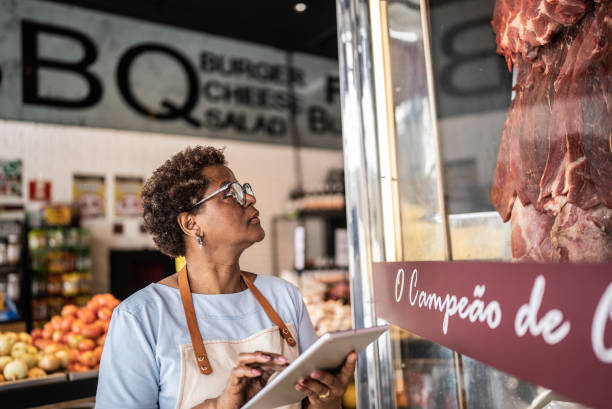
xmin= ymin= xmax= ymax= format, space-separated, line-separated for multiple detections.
xmin=244 ymin=192 xmax=256 ymax=206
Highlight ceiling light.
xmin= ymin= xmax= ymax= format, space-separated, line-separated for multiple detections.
xmin=294 ymin=3 xmax=307 ymax=13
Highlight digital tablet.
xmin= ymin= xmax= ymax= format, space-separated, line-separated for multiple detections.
xmin=241 ymin=325 xmax=389 ymax=409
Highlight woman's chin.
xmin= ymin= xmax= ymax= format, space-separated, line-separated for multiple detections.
xmin=254 ymin=228 xmax=265 ymax=242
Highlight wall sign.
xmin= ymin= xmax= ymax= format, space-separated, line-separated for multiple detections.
xmin=114 ymin=176 xmax=143 ymax=217
xmin=0 ymin=159 xmax=23 ymax=203
xmin=73 ymin=174 xmax=105 ymax=218
xmin=28 ymin=180 xmax=51 ymax=201
xmin=372 ymin=261 xmax=612 ymax=409
xmin=0 ymin=0 xmax=341 ymax=149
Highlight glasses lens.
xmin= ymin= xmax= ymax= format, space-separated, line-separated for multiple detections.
xmin=229 ymin=183 xmax=245 ymax=205
xmin=244 ymin=183 xmax=253 ymax=197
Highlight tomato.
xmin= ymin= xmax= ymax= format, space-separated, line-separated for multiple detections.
xmin=96 ymin=334 xmax=106 ymax=346
xmin=97 ymin=307 xmax=112 ymax=321
xmin=66 ymin=333 xmax=84 ymax=349
xmin=77 ymin=308 xmax=96 ymax=324
xmin=81 ymin=324 xmax=103 ymax=339
xmin=71 ymin=319 xmax=84 ymax=334
xmin=61 ymin=331 xmax=74 ymax=345
xmin=102 ymin=294 xmax=120 ymax=309
xmin=52 ymin=330 xmax=63 ymax=343
xmin=61 ymin=304 xmax=79 ymax=317
xmin=31 ymin=328 xmax=43 ymax=341
xmin=79 ymin=351 xmax=98 ymax=366
xmin=68 ymin=363 xmax=85 ymax=372
xmin=77 ymin=338 xmax=96 ymax=352
xmin=93 ymin=346 xmax=103 ymax=362
xmin=59 ymin=316 xmax=75 ymax=332
xmin=42 ymin=327 xmax=53 ymax=340
xmin=50 ymin=316 xmax=63 ymax=330
xmin=34 ymin=338 xmax=52 ymax=350
xmin=69 ymin=348 xmax=80 ymax=363
xmin=44 ymin=343 xmax=62 ymax=355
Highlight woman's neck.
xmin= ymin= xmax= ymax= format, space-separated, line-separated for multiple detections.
xmin=183 ymin=247 xmax=246 ymax=294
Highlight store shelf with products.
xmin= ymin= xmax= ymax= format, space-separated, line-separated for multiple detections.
xmin=28 ymin=225 xmax=94 ymax=327
xmin=0 ymin=218 xmax=26 ymax=327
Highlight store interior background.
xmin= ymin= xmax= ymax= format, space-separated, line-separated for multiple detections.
xmin=0 ymin=0 xmax=540 ymax=408
xmin=0 ymin=0 xmax=344 ymax=297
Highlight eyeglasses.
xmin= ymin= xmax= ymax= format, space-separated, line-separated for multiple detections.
xmin=187 ymin=182 xmax=254 ymax=210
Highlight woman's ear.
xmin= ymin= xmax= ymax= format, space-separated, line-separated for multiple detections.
xmin=177 ymin=212 xmax=200 ymax=238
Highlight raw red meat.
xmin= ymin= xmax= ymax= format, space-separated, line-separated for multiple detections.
xmin=491 ymin=0 xmax=612 ymax=262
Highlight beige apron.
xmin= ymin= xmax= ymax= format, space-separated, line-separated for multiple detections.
xmin=174 ymin=267 xmax=301 ymax=409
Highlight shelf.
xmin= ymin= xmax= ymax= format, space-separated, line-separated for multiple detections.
xmin=0 ymin=264 xmax=20 ymax=274
xmin=0 ymin=371 xmax=98 ymax=408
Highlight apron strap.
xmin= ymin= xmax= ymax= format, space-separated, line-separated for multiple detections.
xmin=177 ymin=266 xmax=298 ymax=376
xmin=178 ymin=266 xmax=213 ymax=375
xmin=241 ymin=272 xmax=297 ymax=348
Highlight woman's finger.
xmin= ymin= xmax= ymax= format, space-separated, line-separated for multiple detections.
xmin=235 ymin=351 xmax=289 ymax=366
xmin=250 ymin=362 xmax=289 ymax=372
xmin=309 ymin=370 xmax=337 ymax=389
xmin=228 ymin=365 xmax=263 ymax=386
xmin=337 ymin=352 xmax=358 ymax=385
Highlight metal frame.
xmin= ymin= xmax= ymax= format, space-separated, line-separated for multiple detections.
xmin=337 ymin=0 xmax=468 ymax=408
xmin=336 ymin=0 xmax=395 ymax=407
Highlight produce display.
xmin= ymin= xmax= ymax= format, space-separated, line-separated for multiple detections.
xmin=491 ymin=0 xmax=612 ymax=262
xmin=0 ymin=293 xmax=119 ymax=383
xmin=300 ymin=272 xmax=352 ymax=336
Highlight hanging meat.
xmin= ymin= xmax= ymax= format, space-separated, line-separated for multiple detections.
xmin=490 ymin=0 xmax=612 ymax=262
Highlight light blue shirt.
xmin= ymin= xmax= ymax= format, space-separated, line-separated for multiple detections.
xmin=95 ymin=274 xmax=318 ymax=409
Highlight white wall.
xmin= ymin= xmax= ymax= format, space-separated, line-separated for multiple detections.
xmin=0 ymin=119 xmax=344 ymax=293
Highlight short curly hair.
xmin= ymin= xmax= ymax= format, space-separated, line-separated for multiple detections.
xmin=142 ymin=145 xmax=227 ymax=257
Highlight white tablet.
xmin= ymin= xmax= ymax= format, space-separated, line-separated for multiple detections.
xmin=241 ymin=325 xmax=389 ymax=409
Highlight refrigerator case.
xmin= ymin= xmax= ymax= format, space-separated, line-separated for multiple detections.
xmin=336 ymin=0 xmax=610 ymax=408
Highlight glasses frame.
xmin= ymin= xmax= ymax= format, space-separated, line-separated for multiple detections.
xmin=186 ymin=182 xmax=253 ymax=211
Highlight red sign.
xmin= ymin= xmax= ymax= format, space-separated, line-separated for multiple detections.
xmin=372 ymin=261 xmax=612 ymax=409
xmin=28 ymin=180 xmax=51 ymax=201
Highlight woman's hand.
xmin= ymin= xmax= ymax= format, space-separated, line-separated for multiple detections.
xmin=198 ymin=351 xmax=289 ymax=409
xmin=295 ymin=351 xmax=358 ymax=409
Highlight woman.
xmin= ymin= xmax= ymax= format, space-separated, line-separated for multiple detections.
xmin=96 ymin=146 xmax=356 ymax=409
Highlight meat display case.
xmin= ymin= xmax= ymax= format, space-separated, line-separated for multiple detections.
xmin=335 ymin=0 xmax=610 ymax=408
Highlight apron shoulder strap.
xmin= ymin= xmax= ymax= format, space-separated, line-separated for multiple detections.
xmin=241 ymin=272 xmax=297 ymax=348
xmin=178 ymin=267 xmax=213 ymax=375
